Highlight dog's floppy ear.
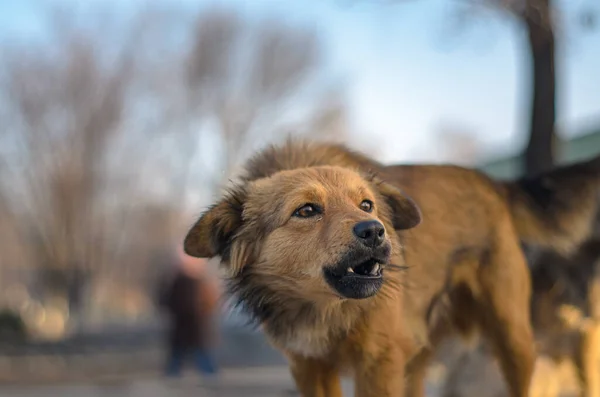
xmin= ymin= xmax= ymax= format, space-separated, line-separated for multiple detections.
xmin=376 ymin=181 xmax=422 ymax=230
xmin=184 ymin=187 xmax=246 ymax=261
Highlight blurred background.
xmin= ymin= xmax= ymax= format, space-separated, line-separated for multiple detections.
xmin=0 ymin=0 xmax=599 ymax=396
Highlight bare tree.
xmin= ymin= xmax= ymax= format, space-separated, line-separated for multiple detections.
xmin=520 ymin=0 xmax=556 ymax=176
xmin=454 ymin=1 xmax=595 ymax=175
xmin=0 ymin=6 xmax=350 ymax=331
xmin=467 ymin=0 xmax=557 ymax=176
xmin=174 ymin=9 xmax=344 ymax=197
xmin=0 ymin=18 xmax=142 ymax=326
xmin=346 ymin=0 xmax=596 ymax=176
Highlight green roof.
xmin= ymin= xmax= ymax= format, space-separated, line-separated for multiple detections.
xmin=480 ymin=129 xmax=600 ymax=179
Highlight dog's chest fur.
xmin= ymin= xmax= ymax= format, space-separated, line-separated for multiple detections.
xmin=272 ymin=324 xmax=335 ymax=357
xmin=262 ymin=301 xmax=362 ymax=358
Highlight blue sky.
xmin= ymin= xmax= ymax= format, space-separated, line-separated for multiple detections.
xmin=1 ymin=0 xmax=599 ymax=164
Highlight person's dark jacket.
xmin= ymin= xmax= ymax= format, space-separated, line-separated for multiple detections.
xmin=160 ymin=271 xmax=206 ymax=350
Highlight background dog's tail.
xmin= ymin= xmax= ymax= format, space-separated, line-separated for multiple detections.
xmin=502 ymin=155 xmax=600 ymax=255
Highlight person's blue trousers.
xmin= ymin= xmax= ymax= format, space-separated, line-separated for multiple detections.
xmin=165 ymin=347 xmax=218 ymax=377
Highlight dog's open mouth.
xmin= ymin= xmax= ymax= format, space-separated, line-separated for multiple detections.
xmin=323 ymin=256 xmax=386 ymax=300
xmin=345 ymin=258 xmax=382 ymax=277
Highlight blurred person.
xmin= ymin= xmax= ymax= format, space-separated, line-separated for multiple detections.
xmin=158 ymin=245 xmax=221 ymax=381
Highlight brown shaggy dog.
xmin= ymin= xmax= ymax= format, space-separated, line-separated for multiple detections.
xmin=184 ymin=140 xmax=600 ymax=397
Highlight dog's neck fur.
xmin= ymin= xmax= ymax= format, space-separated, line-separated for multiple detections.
xmin=228 ymin=267 xmax=372 ymax=357
xmin=228 ymin=265 xmax=404 ymax=358
xmin=265 ymin=298 xmax=366 ymax=358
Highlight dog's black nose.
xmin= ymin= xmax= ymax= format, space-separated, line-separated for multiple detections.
xmin=353 ymin=220 xmax=385 ymax=247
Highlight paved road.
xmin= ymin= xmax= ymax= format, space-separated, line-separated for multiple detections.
xmin=0 ymin=324 xmax=288 ymax=384
xmin=0 ymin=324 xmax=287 ymax=368
xmin=0 ymin=366 xmax=445 ymax=397
xmin=0 ymin=367 xmax=357 ymax=397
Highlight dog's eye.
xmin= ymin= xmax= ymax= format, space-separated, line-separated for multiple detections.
xmin=360 ymin=200 xmax=374 ymax=213
xmin=293 ymin=204 xmax=321 ymax=218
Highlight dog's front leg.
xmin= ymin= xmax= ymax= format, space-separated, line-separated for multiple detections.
xmin=354 ymin=348 xmax=406 ymax=397
xmin=288 ymin=355 xmax=343 ymax=397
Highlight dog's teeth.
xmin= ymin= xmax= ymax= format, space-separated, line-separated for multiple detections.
xmin=370 ymin=264 xmax=380 ymax=275
xmin=347 ymin=267 xmax=354 ymax=273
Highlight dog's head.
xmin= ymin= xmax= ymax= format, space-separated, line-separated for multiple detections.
xmin=184 ymin=165 xmax=421 ymax=301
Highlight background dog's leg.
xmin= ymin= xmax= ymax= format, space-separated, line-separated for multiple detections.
xmin=474 ymin=233 xmax=536 ymax=397
xmin=404 ymin=348 xmax=433 ymax=397
xmin=288 ymin=355 xmax=343 ymax=397
xmin=405 ymin=322 xmax=450 ymax=397
xmin=576 ymin=258 xmax=600 ymax=397
xmin=575 ymin=321 xmax=600 ymax=397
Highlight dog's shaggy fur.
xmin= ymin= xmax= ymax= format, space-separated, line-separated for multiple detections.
xmin=441 ymin=239 xmax=600 ymax=397
xmin=529 ymin=239 xmax=600 ymax=397
xmin=184 ymin=140 xmax=600 ymax=397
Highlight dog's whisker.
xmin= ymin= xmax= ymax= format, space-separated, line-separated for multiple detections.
xmin=386 ymin=263 xmax=410 ymax=272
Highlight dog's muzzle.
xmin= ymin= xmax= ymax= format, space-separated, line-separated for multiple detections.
xmin=323 ymin=243 xmax=391 ymax=299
